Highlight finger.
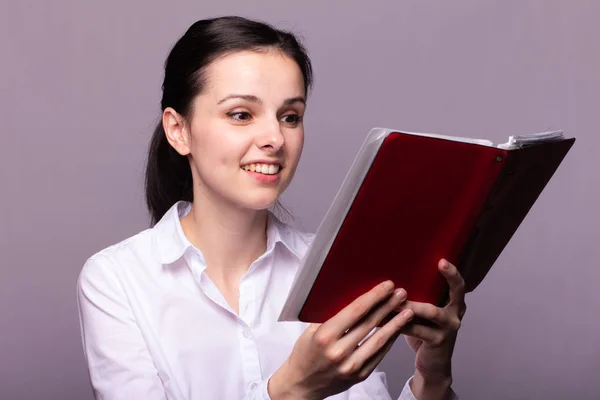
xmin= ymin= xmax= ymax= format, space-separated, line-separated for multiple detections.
xmin=353 ymin=330 xmax=400 ymax=382
xmin=321 ymin=280 xmax=396 ymax=340
xmin=336 ymin=288 xmax=407 ymax=353
xmin=399 ymin=301 xmax=449 ymax=328
xmin=338 ymin=308 xmax=414 ymax=376
xmin=305 ymin=323 xmax=321 ymax=336
xmin=439 ymin=259 xmax=466 ymax=305
xmin=401 ymin=323 xmax=445 ymax=347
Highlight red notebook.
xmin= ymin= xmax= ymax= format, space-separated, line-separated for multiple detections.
xmin=278 ymin=128 xmax=575 ymax=323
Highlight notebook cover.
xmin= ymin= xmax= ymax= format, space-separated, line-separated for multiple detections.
xmin=298 ymin=132 xmax=508 ymax=323
xmin=297 ymin=132 xmax=575 ymax=323
xmin=456 ymin=137 xmax=576 ymax=292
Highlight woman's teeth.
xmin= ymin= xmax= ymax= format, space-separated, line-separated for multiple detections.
xmin=242 ymin=163 xmax=280 ymax=175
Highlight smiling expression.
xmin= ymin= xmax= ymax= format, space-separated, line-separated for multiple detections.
xmin=165 ymin=49 xmax=307 ymax=211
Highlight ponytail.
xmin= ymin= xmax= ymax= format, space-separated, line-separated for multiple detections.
xmin=144 ymin=121 xmax=193 ymax=226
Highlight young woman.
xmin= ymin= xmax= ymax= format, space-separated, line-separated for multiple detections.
xmin=77 ymin=16 xmax=466 ymax=400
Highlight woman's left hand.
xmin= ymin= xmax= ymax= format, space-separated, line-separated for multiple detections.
xmin=399 ymin=258 xmax=467 ymax=397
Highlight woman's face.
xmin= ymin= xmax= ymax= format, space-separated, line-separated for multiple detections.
xmin=166 ymin=50 xmax=306 ymax=211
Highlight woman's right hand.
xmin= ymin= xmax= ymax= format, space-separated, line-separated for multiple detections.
xmin=268 ymin=281 xmax=414 ymax=400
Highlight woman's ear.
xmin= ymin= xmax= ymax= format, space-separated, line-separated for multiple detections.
xmin=163 ymin=107 xmax=191 ymax=156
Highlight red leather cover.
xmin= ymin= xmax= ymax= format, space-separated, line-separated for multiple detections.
xmin=457 ymin=138 xmax=575 ymax=292
xmin=298 ymin=132 xmax=574 ymax=323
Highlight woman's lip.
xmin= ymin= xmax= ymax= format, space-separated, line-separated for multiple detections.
xmin=240 ymin=164 xmax=283 ymax=173
xmin=244 ymin=169 xmax=280 ymax=183
xmin=240 ymin=161 xmax=284 ymax=167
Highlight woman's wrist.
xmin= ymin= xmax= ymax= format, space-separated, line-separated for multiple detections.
xmin=410 ymin=370 xmax=453 ymax=400
xmin=268 ymin=361 xmax=310 ymax=400
xmin=267 ymin=365 xmax=293 ymax=400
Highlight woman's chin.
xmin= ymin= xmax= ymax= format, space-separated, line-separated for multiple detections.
xmin=247 ymin=199 xmax=278 ymax=211
xmin=238 ymin=193 xmax=280 ymax=211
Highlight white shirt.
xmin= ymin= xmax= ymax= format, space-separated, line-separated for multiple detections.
xmin=77 ymin=201 xmax=457 ymax=399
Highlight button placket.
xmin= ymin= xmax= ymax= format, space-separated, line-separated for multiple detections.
xmin=242 ymin=328 xmax=252 ymax=340
xmin=238 ymin=281 xmax=263 ymax=393
xmin=239 ymin=282 xmax=257 ymax=325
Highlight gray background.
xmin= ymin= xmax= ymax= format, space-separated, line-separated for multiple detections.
xmin=1 ymin=0 xmax=598 ymax=399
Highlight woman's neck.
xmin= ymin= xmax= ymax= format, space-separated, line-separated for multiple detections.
xmin=180 ymin=194 xmax=269 ymax=285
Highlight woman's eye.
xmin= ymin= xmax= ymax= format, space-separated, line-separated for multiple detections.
xmin=227 ymin=111 xmax=252 ymax=121
xmin=281 ymin=114 xmax=302 ymax=125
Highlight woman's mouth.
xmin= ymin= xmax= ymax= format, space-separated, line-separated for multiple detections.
xmin=241 ymin=163 xmax=281 ymax=175
xmin=241 ymin=163 xmax=282 ymax=184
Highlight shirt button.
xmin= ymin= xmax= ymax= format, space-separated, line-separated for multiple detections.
xmin=242 ymin=329 xmax=252 ymax=339
xmin=249 ymin=382 xmax=258 ymax=390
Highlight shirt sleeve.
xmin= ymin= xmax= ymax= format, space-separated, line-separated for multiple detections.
xmin=349 ymin=368 xmax=459 ymax=400
xmin=397 ymin=377 xmax=459 ymax=400
xmin=76 ymin=255 xmax=168 ymax=400
xmin=242 ymin=375 xmax=273 ymax=400
xmin=248 ymin=369 xmax=459 ymax=400
xmin=254 ymin=372 xmax=393 ymax=400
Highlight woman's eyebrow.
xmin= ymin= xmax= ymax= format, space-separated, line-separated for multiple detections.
xmin=283 ymin=96 xmax=306 ymax=106
xmin=217 ymin=94 xmax=261 ymax=105
xmin=217 ymin=94 xmax=305 ymax=106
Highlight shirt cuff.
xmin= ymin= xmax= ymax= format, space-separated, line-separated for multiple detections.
xmin=260 ymin=377 xmax=272 ymax=400
xmin=399 ymin=376 xmax=459 ymax=400
xmin=241 ymin=376 xmax=273 ymax=400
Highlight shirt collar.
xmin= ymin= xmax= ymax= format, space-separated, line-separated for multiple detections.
xmin=153 ymin=201 xmax=301 ymax=265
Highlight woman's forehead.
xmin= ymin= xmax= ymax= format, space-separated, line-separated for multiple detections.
xmin=201 ymin=51 xmax=305 ymax=101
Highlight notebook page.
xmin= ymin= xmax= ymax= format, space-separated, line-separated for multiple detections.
xmin=497 ymin=130 xmax=564 ymax=149
xmin=399 ymin=130 xmax=495 ymax=147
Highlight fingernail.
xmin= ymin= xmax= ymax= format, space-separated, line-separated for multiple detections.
xmin=383 ymin=281 xmax=394 ymax=291
xmin=403 ymin=310 xmax=413 ymax=319
xmin=394 ymin=288 xmax=407 ymax=298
